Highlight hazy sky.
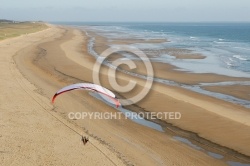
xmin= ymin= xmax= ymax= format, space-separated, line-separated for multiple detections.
xmin=1 ymin=0 xmax=250 ymax=22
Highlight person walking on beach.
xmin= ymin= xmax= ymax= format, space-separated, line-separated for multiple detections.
xmin=82 ymin=136 xmax=89 ymax=145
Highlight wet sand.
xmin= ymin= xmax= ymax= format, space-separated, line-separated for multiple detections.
xmin=203 ymin=85 xmax=250 ymax=101
xmin=1 ymin=24 xmax=250 ymax=165
xmin=142 ymin=48 xmax=206 ymax=59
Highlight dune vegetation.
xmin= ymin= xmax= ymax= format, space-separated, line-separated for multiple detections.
xmin=0 ymin=21 xmax=47 ymax=40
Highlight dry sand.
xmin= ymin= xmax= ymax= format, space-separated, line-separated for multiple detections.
xmin=0 ymin=26 xmax=124 ymax=166
xmin=1 ymin=24 xmax=250 ymax=165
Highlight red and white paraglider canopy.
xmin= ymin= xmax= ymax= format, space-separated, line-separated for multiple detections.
xmin=52 ymin=83 xmax=120 ymax=108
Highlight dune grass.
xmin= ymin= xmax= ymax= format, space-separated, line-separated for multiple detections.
xmin=0 ymin=22 xmax=48 ymax=40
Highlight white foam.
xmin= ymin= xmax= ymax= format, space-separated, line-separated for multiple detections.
xmin=225 ymin=61 xmax=233 ymax=66
xmin=213 ymin=41 xmax=227 ymax=44
xmin=233 ymin=55 xmax=248 ymax=61
xmin=234 ymin=47 xmax=250 ymax=51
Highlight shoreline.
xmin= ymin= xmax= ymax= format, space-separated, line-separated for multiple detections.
xmin=84 ymin=27 xmax=250 ymax=108
xmin=2 ymin=23 xmax=250 ymax=165
xmin=87 ymin=28 xmax=250 ymax=106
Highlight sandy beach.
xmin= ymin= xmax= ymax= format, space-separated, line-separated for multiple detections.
xmin=1 ymin=24 xmax=250 ymax=166
xmin=0 ymin=26 xmax=124 ymax=166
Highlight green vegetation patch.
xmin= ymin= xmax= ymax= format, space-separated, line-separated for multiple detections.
xmin=0 ymin=22 xmax=48 ymax=40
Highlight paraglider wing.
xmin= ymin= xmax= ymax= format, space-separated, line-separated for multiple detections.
xmin=52 ymin=83 xmax=120 ymax=108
